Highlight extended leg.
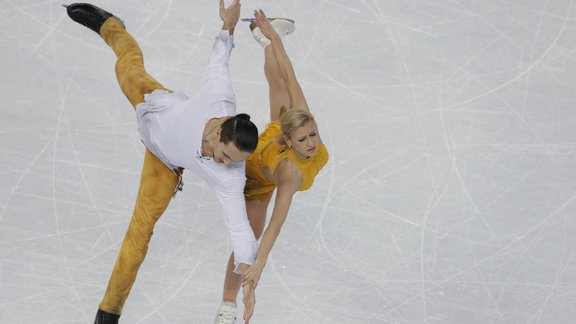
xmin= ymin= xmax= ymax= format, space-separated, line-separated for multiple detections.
xmin=264 ymin=44 xmax=291 ymax=121
xmin=249 ymin=20 xmax=294 ymax=121
xmin=99 ymin=149 xmax=178 ymax=315
xmin=99 ymin=18 xmax=169 ymax=108
xmin=66 ymin=4 xmax=178 ymax=321
xmin=66 ymin=3 xmax=169 ymax=108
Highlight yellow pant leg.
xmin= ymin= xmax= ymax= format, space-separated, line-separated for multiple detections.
xmin=100 ymin=17 xmax=169 ymax=108
xmin=97 ymin=18 xmax=178 ymax=315
xmin=100 ymin=149 xmax=178 ymax=315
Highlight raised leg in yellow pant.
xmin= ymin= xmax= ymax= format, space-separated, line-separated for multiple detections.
xmin=97 ymin=17 xmax=179 ymax=315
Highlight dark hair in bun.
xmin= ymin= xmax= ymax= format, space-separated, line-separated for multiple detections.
xmin=220 ymin=114 xmax=259 ymax=153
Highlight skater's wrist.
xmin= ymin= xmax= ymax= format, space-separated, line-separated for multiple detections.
xmin=222 ymin=23 xmax=235 ymax=34
xmin=238 ymin=263 xmax=250 ymax=274
xmin=254 ymin=258 xmax=266 ymax=268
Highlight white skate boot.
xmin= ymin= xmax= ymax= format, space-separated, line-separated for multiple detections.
xmin=250 ymin=19 xmax=295 ymax=48
xmin=214 ymin=301 xmax=237 ymax=324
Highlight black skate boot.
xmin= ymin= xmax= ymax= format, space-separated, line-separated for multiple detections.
xmin=63 ymin=3 xmax=123 ymax=34
xmin=94 ymin=309 xmax=120 ymax=324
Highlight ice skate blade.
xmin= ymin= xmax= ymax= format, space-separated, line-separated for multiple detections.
xmin=241 ymin=18 xmax=295 ymax=24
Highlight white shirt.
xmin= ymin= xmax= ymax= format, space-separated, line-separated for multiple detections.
xmin=135 ymin=30 xmax=257 ymax=273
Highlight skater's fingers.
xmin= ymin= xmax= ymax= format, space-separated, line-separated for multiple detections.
xmin=219 ymin=0 xmax=224 ymax=10
xmin=253 ymin=10 xmax=271 ymax=31
xmin=242 ymin=293 xmax=254 ymax=323
xmin=253 ymin=10 xmax=261 ymax=23
xmin=244 ymin=307 xmax=253 ymax=323
xmin=242 ymin=275 xmax=256 ymax=288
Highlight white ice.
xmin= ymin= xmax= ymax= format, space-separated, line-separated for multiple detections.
xmin=1 ymin=0 xmax=576 ymax=323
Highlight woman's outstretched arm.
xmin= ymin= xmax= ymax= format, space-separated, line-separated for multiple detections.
xmin=242 ymin=159 xmax=301 ymax=288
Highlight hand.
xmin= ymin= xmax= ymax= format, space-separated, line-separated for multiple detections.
xmin=253 ymin=9 xmax=278 ymax=40
xmin=242 ymin=261 xmax=264 ymax=290
xmin=219 ymin=0 xmax=241 ymax=33
xmin=242 ymin=281 xmax=256 ymax=323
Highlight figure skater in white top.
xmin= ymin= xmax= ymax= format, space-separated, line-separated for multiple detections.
xmin=64 ymin=1 xmax=259 ymax=323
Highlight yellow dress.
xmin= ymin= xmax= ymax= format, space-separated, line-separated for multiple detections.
xmin=244 ymin=120 xmax=329 ymax=201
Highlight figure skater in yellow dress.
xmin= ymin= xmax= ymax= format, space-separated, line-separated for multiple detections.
xmin=214 ymin=9 xmax=329 ymax=324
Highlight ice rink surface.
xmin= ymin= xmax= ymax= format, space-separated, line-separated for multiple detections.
xmin=2 ymin=0 xmax=576 ymax=323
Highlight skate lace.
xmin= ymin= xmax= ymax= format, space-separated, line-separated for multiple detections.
xmin=217 ymin=303 xmax=237 ymax=323
xmin=252 ymin=30 xmax=268 ymax=45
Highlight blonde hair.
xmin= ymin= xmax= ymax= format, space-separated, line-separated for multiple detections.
xmin=277 ymin=108 xmax=315 ymax=147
